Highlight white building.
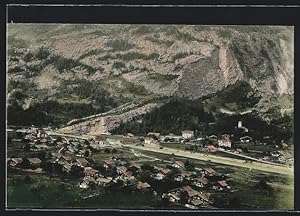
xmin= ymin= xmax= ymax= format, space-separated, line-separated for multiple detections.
xmin=181 ymin=130 xmax=194 ymax=139
xmin=218 ymin=135 xmax=231 ymax=148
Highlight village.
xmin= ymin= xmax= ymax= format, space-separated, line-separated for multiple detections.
xmin=6 ymin=119 xmax=293 ymax=209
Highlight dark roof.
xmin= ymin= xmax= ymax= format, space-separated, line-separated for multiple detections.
xmin=195 ymin=177 xmax=209 ymax=185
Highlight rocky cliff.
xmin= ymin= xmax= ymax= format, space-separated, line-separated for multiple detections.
xmin=7 ymin=24 xmax=294 ymax=129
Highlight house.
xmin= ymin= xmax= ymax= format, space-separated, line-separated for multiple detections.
xmin=193 ymin=177 xmax=209 ymax=188
xmin=173 ymin=172 xmax=191 ymax=182
xmin=7 ymin=158 xmax=23 ymax=167
xmin=217 ymin=180 xmax=230 ymax=190
xmin=240 ymin=136 xmax=253 ymax=143
xmin=152 ymin=172 xmax=166 ymax=180
xmin=127 ymin=133 xmax=135 ymax=138
xmin=37 ymin=129 xmax=48 ymax=139
xmin=20 ymin=158 xmax=42 ymax=169
xmin=123 ymin=171 xmax=135 ymax=180
xmin=84 ymin=167 xmax=99 ymax=177
xmin=172 ymin=161 xmax=185 ymax=168
xmin=103 ymin=159 xmax=115 ymax=169
xmin=203 ymin=168 xmax=216 ymax=176
xmin=131 ymin=164 xmax=141 ymax=171
xmin=147 ymin=132 xmax=161 ymax=139
xmin=218 ymin=135 xmax=231 ymax=148
xmin=136 ymin=181 xmax=151 ymax=190
xmin=208 ymin=135 xmax=218 ymax=140
xmin=234 ymin=148 xmax=243 ymax=154
xmin=51 ymin=152 xmax=62 ymax=160
xmin=144 ymin=136 xmax=159 ymax=146
xmin=174 ymin=174 xmax=184 ymax=182
xmin=162 ymin=192 xmax=181 ymax=203
xmin=181 ymin=130 xmax=194 ymax=139
xmin=207 ymin=145 xmax=217 ymax=152
xmin=59 ymin=155 xmax=73 ymax=163
xmin=79 ymin=176 xmax=96 ymax=189
xmin=96 ymin=177 xmax=112 ymax=186
xmin=180 ymin=186 xmax=211 ymax=205
xmin=156 ymin=167 xmax=171 ymax=175
xmin=75 ymin=158 xmax=89 ymax=167
xmin=62 ymin=163 xmax=72 ymax=173
xmin=116 ymin=166 xmax=127 ymax=174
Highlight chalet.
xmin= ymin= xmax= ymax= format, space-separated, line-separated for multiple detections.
xmin=7 ymin=158 xmax=23 ymax=167
xmin=79 ymin=176 xmax=96 ymax=189
xmin=144 ymin=136 xmax=159 ymax=146
xmin=20 ymin=158 xmax=41 ymax=169
xmin=40 ymin=138 xmax=48 ymax=143
xmin=51 ymin=152 xmax=62 ymax=160
xmin=216 ymin=180 xmax=230 ymax=190
xmin=131 ymin=164 xmax=141 ymax=171
xmin=37 ymin=129 xmax=48 ymax=139
xmin=180 ymin=186 xmax=211 ymax=205
xmin=193 ymin=177 xmax=209 ymax=188
xmin=203 ymin=168 xmax=216 ymax=176
xmin=116 ymin=166 xmax=127 ymax=174
xmin=75 ymin=158 xmax=89 ymax=167
xmin=234 ymin=148 xmax=243 ymax=154
xmin=240 ymin=136 xmax=253 ymax=143
xmin=127 ymin=133 xmax=135 ymax=138
xmin=172 ymin=161 xmax=185 ymax=168
xmin=152 ymin=172 xmax=166 ymax=180
xmin=162 ymin=191 xmax=181 ymax=203
xmin=174 ymin=174 xmax=184 ymax=182
xmin=123 ymin=171 xmax=134 ymax=180
xmin=96 ymin=177 xmax=112 ymax=186
xmin=174 ymin=172 xmax=191 ymax=182
xmin=218 ymin=135 xmax=231 ymax=148
xmin=59 ymin=155 xmax=73 ymax=163
xmin=103 ymin=159 xmax=115 ymax=169
xmin=136 ymin=181 xmax=151 ymax=190
xmin=156 ymin=167 xmax=171 ymax=175
xmin=35 ymin=144 xmax=49 ymax=150
xmin=208 ymin=135 xmax=218 ymax=140
xmin=161 ymin=134 xmax=182 ymax=142
xmin=84 ymin=167 xmax=99 ymax=177
xmin=62 ymin=163 xmax=72 ymax=173
xmin=181 ymin=130 xmax=194 ymax=139
xmin=207 ymin=145 xmax=217 ymax=152
xmin=147 ymin=132 xmax=161 ymax=139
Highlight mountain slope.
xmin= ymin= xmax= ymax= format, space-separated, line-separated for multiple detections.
xmin=7 ymin=24 xmax=294 ymax=128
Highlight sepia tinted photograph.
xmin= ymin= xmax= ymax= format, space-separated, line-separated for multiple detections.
xmin=6 ymin=24 xmax=294 ymax=210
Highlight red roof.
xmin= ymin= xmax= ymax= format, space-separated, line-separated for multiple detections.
xmin=157 ymin=167 xmax=171 ymax=174
xmin=124 ymin=171 xmax=133 ymax=177
xmin=207 ymin=145 xmax=217 ymax=151
xmin=181 ymin=186 xmax=200 ymax=197
xmin=218 ymin=180 xmax=228 ymax=187
xmin=103 ymin=159 xmax=114 ymax=165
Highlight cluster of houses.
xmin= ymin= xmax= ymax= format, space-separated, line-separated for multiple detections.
xmin=7 ymin=127 xmax=236 ymax=209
